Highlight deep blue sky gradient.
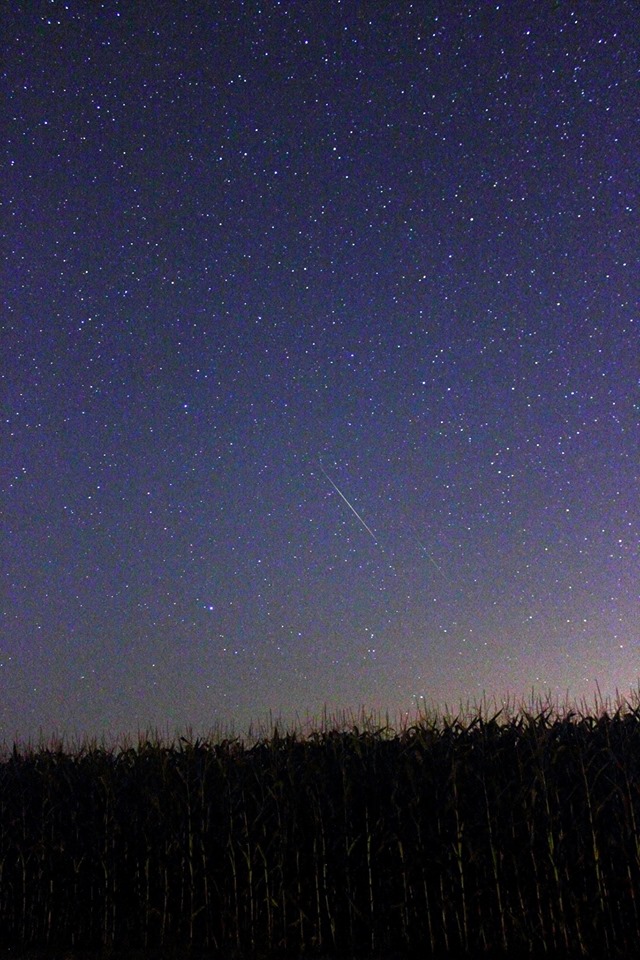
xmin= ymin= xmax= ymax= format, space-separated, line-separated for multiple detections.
xmin=3 ymin=1 xmax=638 ymax=740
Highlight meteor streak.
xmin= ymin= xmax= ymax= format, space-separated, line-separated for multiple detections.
xmin=411 ymin=531 xmax=450 ymax=582
xmin=317 ymin=463 xmax=447 ymax=584
xmin=318 ymin=463 xmax=378 ymax=543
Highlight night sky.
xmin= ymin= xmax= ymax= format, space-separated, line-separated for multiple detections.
xmin=3 ymin=1 xmax=638 ymax=742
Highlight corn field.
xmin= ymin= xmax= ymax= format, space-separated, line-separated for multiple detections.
xmin=1 ymin=698 xmax=640 ymax=958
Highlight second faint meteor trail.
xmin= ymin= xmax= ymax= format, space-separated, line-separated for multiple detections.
xmin=318 ymin=463 xmax=378 ymax=543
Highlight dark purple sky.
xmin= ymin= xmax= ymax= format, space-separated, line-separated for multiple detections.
xmin=3 ymin=1 xmax=638 ymax=741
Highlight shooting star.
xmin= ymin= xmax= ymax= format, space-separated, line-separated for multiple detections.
xmin=318 ymin=462 xmax=378 ymax=543
xmin=411 ymin=530 xmax=450 ymax=582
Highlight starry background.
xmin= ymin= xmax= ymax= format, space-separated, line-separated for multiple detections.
xmin=3 ymin=1 xmax=638 ymax=742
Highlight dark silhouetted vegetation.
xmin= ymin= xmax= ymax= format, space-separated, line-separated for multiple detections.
xmin=1 ymin=693 xmax=640 ymax=958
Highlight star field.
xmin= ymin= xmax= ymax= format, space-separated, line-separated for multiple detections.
xmin=2 ymin=1 xmax=638 ymax=740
